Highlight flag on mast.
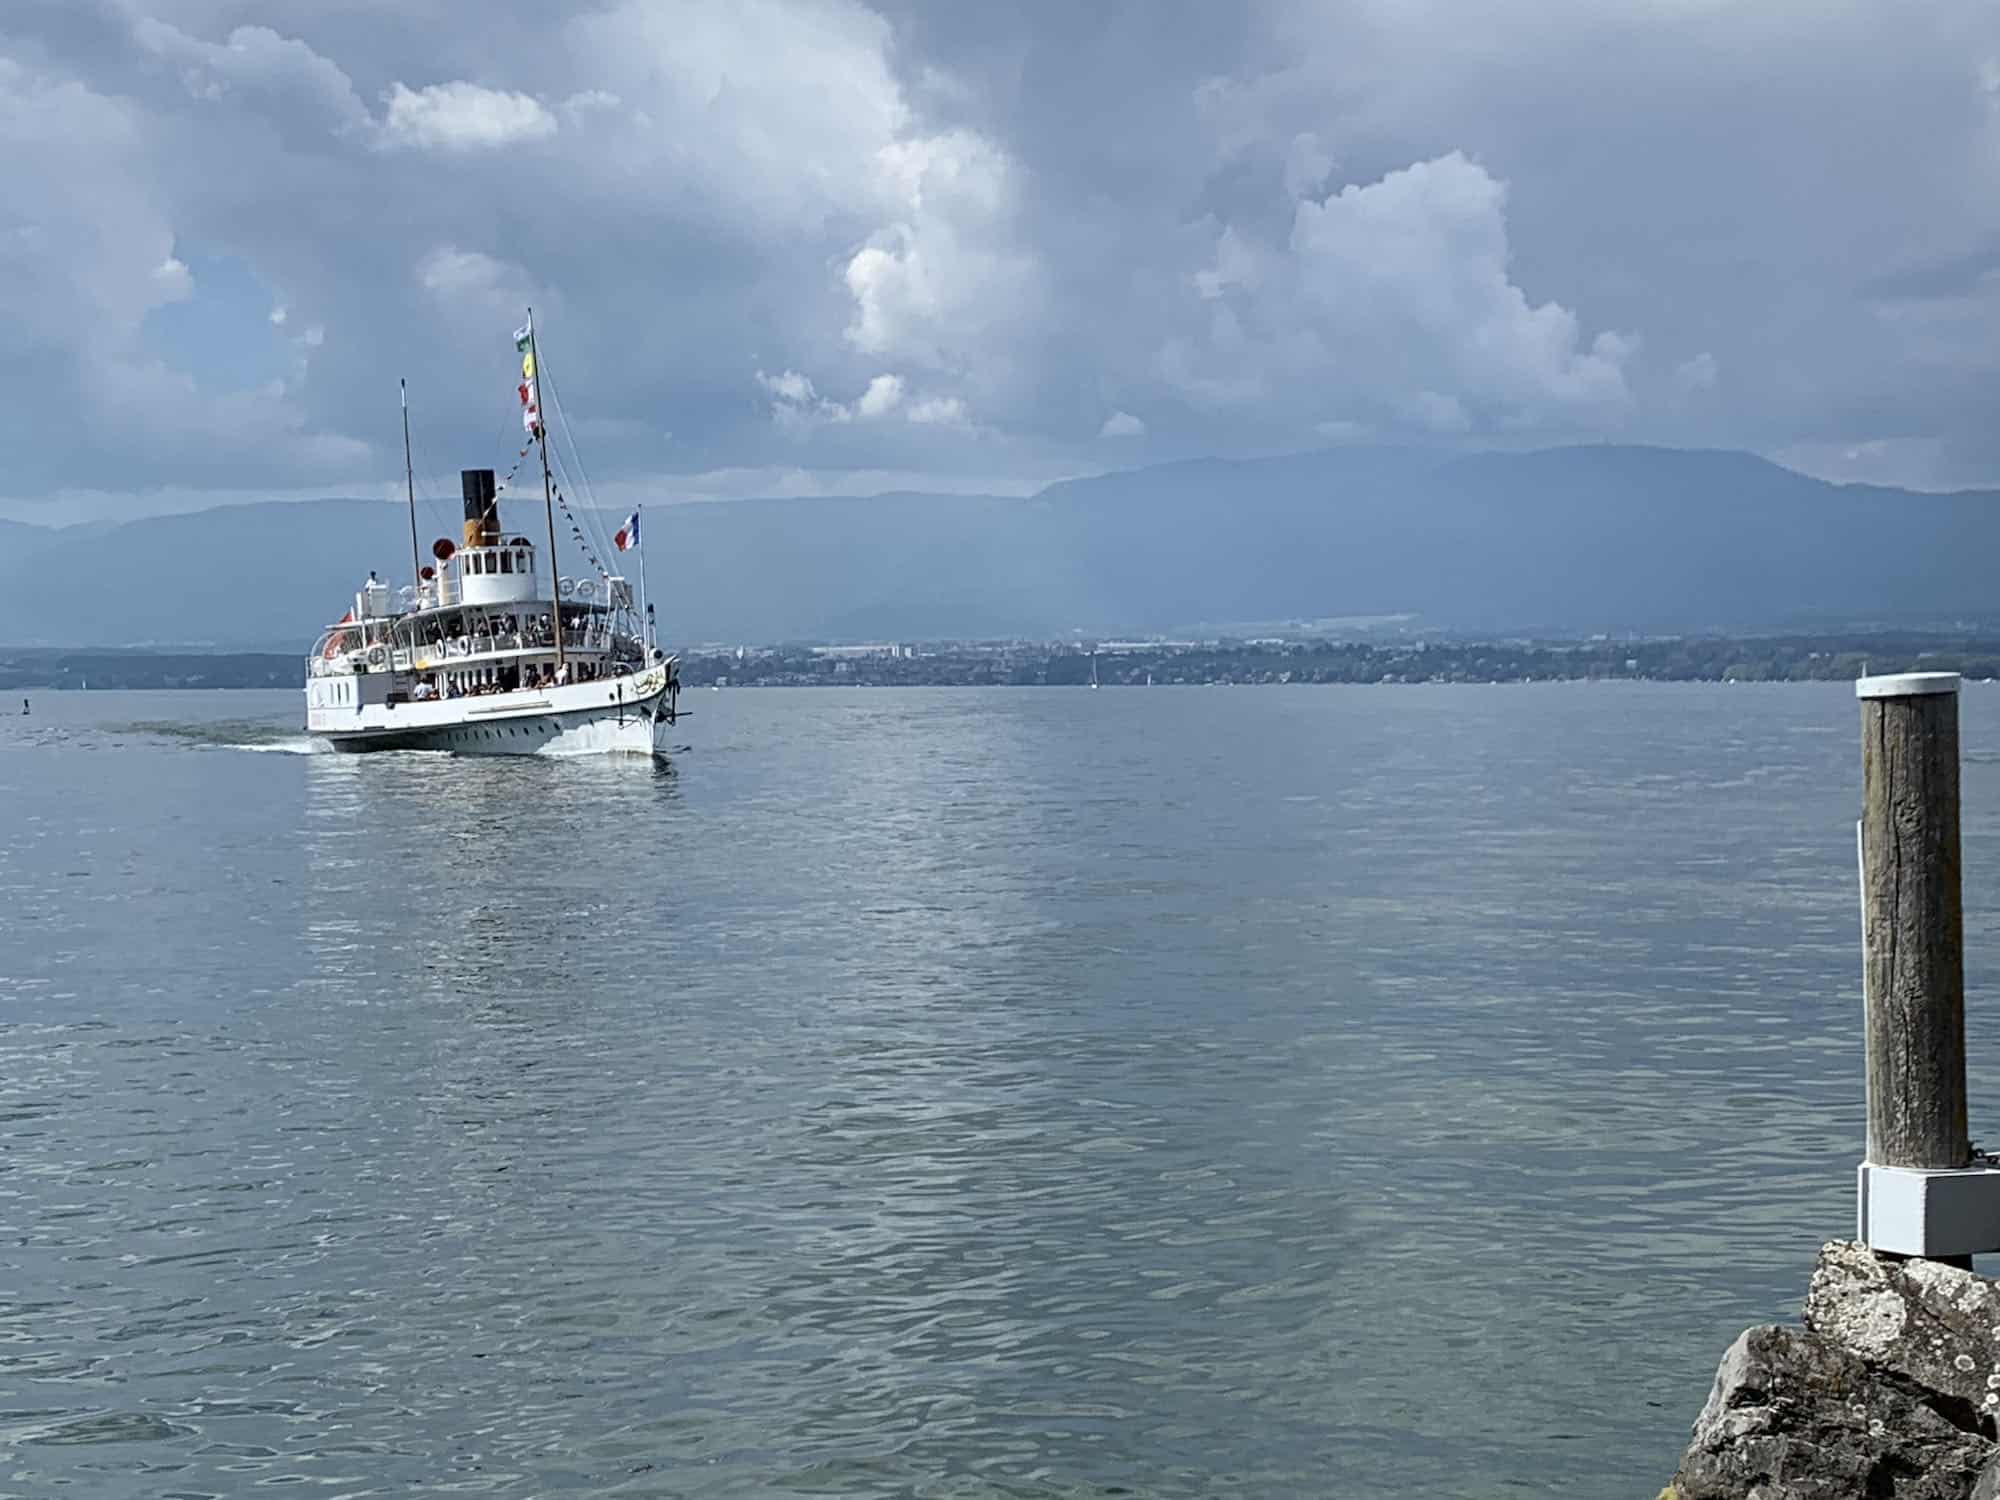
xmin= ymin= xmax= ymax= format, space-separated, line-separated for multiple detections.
xmin=513 ymin=323 xmax=541 ymax=436
xmin=615 ymin=510 xmax=641 ymax=552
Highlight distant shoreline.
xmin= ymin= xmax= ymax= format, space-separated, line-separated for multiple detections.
xmin=6 ymin=633 xmax=1998 ymax=692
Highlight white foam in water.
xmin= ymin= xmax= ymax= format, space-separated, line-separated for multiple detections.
xmin=232 ymin=736 xmax=330 ymax=754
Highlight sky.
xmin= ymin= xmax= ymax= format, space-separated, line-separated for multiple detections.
xmin=2 ymin=0 xmax=1998 ymax=524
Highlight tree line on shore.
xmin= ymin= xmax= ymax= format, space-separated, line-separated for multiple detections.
xmin=4 ymin=634 xmax=1995 ymax=692
xmin=683 ymin=633 xmax=1998 ymax=687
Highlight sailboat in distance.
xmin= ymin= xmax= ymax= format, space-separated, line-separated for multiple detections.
xmin=303 ymin=310 xmax=680 ymax=756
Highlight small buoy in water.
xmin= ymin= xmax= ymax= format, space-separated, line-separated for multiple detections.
xmin=19 ymin=698 xmax=26 ymax=715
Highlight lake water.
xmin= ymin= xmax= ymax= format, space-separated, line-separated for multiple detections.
xmin=5 ymin=683 xmax=2000 ymax=1498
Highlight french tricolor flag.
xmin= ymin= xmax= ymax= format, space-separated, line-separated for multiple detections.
xmin=615 ymin=510 xmax=640 ymax=551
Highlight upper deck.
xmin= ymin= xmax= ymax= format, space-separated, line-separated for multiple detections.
xmin=306 ymin=464 xmax=652 ymax=694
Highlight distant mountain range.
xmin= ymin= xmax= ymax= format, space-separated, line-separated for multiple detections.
xmin=2 ymin=445 xmax=1994 ymax=649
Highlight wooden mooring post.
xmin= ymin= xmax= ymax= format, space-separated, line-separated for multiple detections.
xmin=1854 ymin=671 xmax=2000 ymax=1262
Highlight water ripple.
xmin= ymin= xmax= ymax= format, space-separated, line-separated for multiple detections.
xmin=4 ymin=684 xmax=2000 ymax=1496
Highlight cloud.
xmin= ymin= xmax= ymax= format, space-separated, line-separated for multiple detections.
xmin=1099 ymin=410 xmax=1146 ymax=437
xmin=379 ymin=81 xmax=557 ymax=150
xmin=0 ymin=48 xmax=370 ymax=496
xmin=1674 ymin=351 xmax=1719 ymax=393
xmin=1161 ymin=152 xmax=1634 ymax=434
xmin=756 ymin=369 xmax=819 ymax=406
xmin=1403 ymin=391 xmax=1471 ymax=433
xmin=757 ymin=367 xmax=856 ymax=427
xmin=130 ymin=19 xmax=370 ymax=132
xmin=1282 ymin=131 xmax=1334 ymax=201
xmin=152 ymin=257 xmax=194 ymax=300
xmin=841 ymin=131 xmax=1037 ymax=371
xmin=414 ymin=248 xmax=547 ymax=351
xmin=5 ymin=0 xmax=2000 ymax=513
xmin=856 ymin=373 xmax=905 ymax=418
xmin=1863 ymin=246 xmax=2000 ymax=304
xmin=757 ymin=367 xmax=976 ymax=434
xmin=906 ymin=395 xmax=971 ymax=427
xmin=1771 ymin=436 xmax=1954 ymax=489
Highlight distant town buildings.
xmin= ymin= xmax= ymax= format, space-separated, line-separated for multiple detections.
xmin=663 ymin=635 xmax=1989 ymax=689
xmin=808 ymin=643 xmax=913 ymax=660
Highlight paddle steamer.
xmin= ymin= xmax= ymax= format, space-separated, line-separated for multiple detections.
xmin=304 ymin=313 xmax=679 ymax=756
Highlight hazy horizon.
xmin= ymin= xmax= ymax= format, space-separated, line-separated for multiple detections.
xmin=10 ymin=438 xmax=2000 ymax=532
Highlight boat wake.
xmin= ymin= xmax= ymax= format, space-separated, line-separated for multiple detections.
xmin=232 ymin=736 xmax=330 ymax=755
xmin=118 ymin=721 xmax=331 ymax=754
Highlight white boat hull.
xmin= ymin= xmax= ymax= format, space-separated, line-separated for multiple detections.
xmin=309 ymin=666 xmax=676 ymax=758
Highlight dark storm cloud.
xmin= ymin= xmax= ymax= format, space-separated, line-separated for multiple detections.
xmin=2 ymin=0 xmax=1997 ymax=520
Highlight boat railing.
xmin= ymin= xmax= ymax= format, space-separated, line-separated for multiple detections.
xmin=418 ymin=632 xmax=612 ymax=660
xmin=310 ymin=621 xmax=628 ymax=679
xmin=408 ymin=626 xmax=620 ymax=664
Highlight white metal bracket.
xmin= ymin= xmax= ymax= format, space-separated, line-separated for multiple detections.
xmin=1857 ymin=1162 xmax=2000 ymax=1257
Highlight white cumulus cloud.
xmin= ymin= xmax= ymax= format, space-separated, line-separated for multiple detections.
xmin=1161 ymin=151 xmax=1633 ymax=436
xmin=856 ymin=373 xmax=905 ymax=418
xmin=1288 ymin=153 xmax=1631 ymax=416
xmin=843 ymin=131 xmax=1037 ymax=370
xmin=756 ymin=369 xmax=817 ymax=405
xmin=756 ymin=368 xmax=856 ymax=427
xmin=758 ymin=368 xmax=973 ymax=433
xmin=1099 ymin=410 xmax=1145 ymax=437
xmin=380 ymin=82 xmax=556 ymax=151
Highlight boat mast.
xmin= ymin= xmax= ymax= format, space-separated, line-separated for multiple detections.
xmin=637 ymin=506 xmax=652 ymax=650
xmin=527 ymin=307 xmax=565 ymax=673
xmin=401 ymin=378 xmax=420 ymax=601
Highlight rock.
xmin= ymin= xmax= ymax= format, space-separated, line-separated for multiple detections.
xmin=1807 ymin=1241 xmax=2000 ymax=1412
xmin=1670 ymin=1244 xmax=2000 ymax=1498
xmin=1672 ymin=1324 xmax=1993 ymax=1499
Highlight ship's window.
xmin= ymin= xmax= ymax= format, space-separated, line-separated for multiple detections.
xmin=500 ymin=551 xmax=512 ymax=574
